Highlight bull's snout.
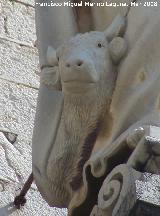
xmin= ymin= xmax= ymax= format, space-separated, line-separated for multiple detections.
xmin=65 ymin=59 xmax=84 ymax=68
xmin=61 ymin=56 xmax=99 ymax=86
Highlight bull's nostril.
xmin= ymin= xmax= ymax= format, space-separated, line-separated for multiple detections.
xmin=77 ymin=60 xmax=83 ymax=67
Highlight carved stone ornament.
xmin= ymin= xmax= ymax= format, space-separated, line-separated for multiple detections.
xmin=31 ymin=0 xmax=160 ymax=215
xmin=69 ymin=126 xmax=160 ymax=215
xmin=90 ymin=167 xmax=160 ymax=216
xmin=32 ymin=13 xmax=128 ymax=210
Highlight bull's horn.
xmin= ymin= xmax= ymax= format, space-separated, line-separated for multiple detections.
xmin=104 ymin=14 xmax=126 ymax=41
xmin=46 ymin=46 xmax=58 ymax=66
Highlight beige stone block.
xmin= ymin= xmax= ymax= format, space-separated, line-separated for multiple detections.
xmin=0 ymin=1 xmax=36 ymax=44
xmin=0 ymin=80 xmax=38 ymax=140
xmin=0 ymin=133 xmax=67 ymax=215
xmin=0 ymin=39 xmax=39 ymax=88
xmin=17 ymin=0 xmax=35 ymax=7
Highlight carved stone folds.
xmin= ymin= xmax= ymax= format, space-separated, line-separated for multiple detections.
xmin=89 ymin=126 xmax=160 ymax=216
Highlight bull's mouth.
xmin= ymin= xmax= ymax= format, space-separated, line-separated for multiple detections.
xmin=62 ymin=80 xmax=96 ymax=93
xmin=63 ymin=80 xmax=96 ymax=84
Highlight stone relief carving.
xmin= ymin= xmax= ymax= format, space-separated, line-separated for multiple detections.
xmin=89 ymin=126 xmax=160 ymax=216
xmin=32 ymin=14 xmax=127 ymax=208
xmin=14 ymin=0 xmax=160 ymax=215
xmin=68 ymin=126 xmax=160 ymax=215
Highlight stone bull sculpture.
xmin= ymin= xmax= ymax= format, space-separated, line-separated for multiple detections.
xmin=14 ymin=14 xmax=127 ymax=211
xmin=34 ymin=14 xmax=127 ymax=207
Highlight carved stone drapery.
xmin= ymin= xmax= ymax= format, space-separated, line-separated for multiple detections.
xmin=69 ymin=126 xmax=160 ymax=215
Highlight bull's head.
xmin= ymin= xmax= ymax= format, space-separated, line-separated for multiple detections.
xmin=34 ymin=15 xmax=127 ymax=209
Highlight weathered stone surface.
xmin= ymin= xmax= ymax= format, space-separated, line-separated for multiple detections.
xmin=129 ymin=173 xmax=160 ymax=216
xmin=0 ymin=132 xmax=31 ymax=184
xmin=3 ymin=131 xmax=17 ymax=144
xmin=0 ymin=186 xmax=67 ymax=216
xmin=0 ymin=80 xmax=38 ymax=140
xmin=0 ymin=132 xmax=67 ymax=216
xmin=136 ymin=173 xmax=160 ymax=207
xmin=0 ymin=0 xmax=36 ymax=44
xmin=0 ymin=80 xmax=67 ymax=215
xmin=0 ymin=0 xmax=67 ymax=215
xmin=0 ymin=16 xmax=5 ymax=36
xmin=15 ymin=0 xmax=35 ymax=7
xmin=0 ymin=39 xmax=39 ymax=88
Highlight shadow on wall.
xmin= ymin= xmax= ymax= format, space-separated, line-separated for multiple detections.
xmin=0 ymin=203 xmax=17 ymax=215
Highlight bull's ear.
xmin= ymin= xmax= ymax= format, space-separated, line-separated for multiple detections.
xmin=46 ymin=46 xmax=58 ymax=66
xmin=109 ymin=37 xmax=127 ymax=64
xmin=104 ymin=14 xmax=126 ymax=42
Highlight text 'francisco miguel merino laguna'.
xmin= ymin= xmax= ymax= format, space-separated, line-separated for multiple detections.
xmin=37 ymin=1 xmax=129 ymax=7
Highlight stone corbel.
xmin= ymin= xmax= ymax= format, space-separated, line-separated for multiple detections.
xmin=127 ymin=125 xmax=160 ymax=173
xmin=90 ymin=165 xmax=160 ymax=216
xmin=89 ymin=126 xmax=160 ymax=216
xmin=90 ymin=164 xmax=142 ymax=216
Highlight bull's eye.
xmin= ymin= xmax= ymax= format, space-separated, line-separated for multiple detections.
xmin=97 ymin=43 xmax=102 ymax=48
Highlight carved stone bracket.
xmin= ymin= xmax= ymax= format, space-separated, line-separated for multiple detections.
xmin=90 ymin=166 xmax=160 ymax=216
xmin=127 ymin=125 xmax=160 ymax=173
xmin=90 ymin=164 xmax=142 ymax=216
xmin=89 ymin=126 xmax=160 ymax=216
xmin=70 ymin=126 xmax=160 ymax=215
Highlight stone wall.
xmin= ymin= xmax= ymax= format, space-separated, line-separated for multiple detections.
xmin=0 ymin=0 xmax=67 ymax=215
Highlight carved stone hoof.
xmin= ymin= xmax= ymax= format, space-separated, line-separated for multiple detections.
xmin=14 ymin=195 xmax=26 ymax=209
